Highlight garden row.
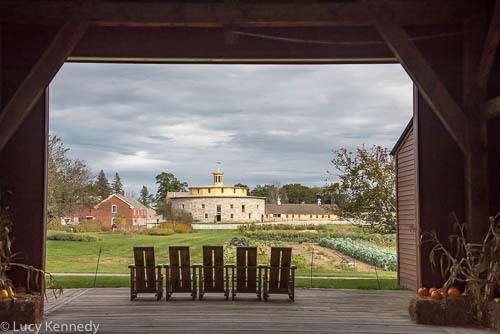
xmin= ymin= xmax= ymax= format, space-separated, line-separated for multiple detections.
xmin=319 ymin=238 xmax=397 ymax=271
xmin=241 ymin=230 xmax=395 ymax=246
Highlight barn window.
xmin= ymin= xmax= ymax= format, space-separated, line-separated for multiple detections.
xmin=221 ymin=188 xmax=224 ymax=193
xmin=208 ymin=188 xmax=211 ymax=193
xmin=205 ymin=214 xmax=208 ymax=218
xmin=230 ymin=204 xmax=234 ymax=209
xmin=112 ymin=205 xmax=117 ymax=213
xmin=249 ymin=213 xmax=251 ymax=219
xmin=202 ymin=204 xmax=205 ymax=209
xmin=182 ymin=204 xmax=185 ymax=209
xmin=242 ymin=205 xmax=245 ymax=212
xmin=231 ymin=214 xmax=234 ymax=219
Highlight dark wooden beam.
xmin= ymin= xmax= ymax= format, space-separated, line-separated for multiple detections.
xmin=485 ymin=96 xmax=500 ymax=118
xmin=0 ymin=22 xmax=87 ymax=151
xmin=0 ymin=0 xmax=464 ymax=27
xmin=477 ymin=0 xmax=500 ymax=94
xmin=376 ymin=22 xmax=468 ymax=153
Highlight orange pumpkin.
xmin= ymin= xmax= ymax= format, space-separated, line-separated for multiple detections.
xmin=0 ymin=289 xmax=9 ymax=299
xmin=418 ymin=287 xmax=429 ymax=297
xmin=431 ymin=291 xmax=442 ymax=300
xmin=447 ymin=288 xmax=460 ymax=297
xmin=15 ymin=286 xmax=26 ymax=294
xmin=429 ymin=287 xmax=437 ymax=295
xmin=494 ymin=298 xmax=500 ymax=303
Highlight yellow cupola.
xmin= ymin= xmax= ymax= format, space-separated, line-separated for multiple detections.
xmin=213 ymin=168 xmax=224 ymax=186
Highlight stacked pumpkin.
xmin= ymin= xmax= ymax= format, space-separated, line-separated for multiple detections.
xmin=0 ymin=286 xmax=26 ymax=299
xmin=417 ymin=287 xmax=461 ymax=299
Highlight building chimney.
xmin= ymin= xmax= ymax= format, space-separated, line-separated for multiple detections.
xmin=121 ymin=190 xmax=125 ymax=196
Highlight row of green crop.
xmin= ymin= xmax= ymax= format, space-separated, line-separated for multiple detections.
xmin=241 ymin=230 xmax=395 ymax=245
xmin=319 ymin=238 xmax=397 ymax=271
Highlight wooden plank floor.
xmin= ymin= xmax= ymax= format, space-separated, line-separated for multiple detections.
xmin=39 ymin=288 xmax=490 ymax=334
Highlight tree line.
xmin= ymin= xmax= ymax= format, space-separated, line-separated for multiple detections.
xmin=47 ymin=135 xmax=188 ymax=219
xmin=48 ymin=135 xmax=396 ymax=232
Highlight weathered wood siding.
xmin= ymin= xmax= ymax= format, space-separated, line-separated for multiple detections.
xmin=395 ymin=127 xmax=418 ymax=291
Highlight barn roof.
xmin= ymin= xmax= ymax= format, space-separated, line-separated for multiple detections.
xmin=390 ymin=118 xmax=414 ymax=156
xmin=95 ymin=193 xmax=148 ymax=210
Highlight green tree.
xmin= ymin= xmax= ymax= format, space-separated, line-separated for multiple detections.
xmin=156 ymin=200 xmax=193 ymax=224
xmin=282 ymin=184 xmax=319 ymax=204
xmin=154 ymin=172 xmax=188 ymax=203
xmin=47 ymin=135 xmax=96 ymax=219
xmin=234 ymin=183 xmax=248 ymax=189
xmin=94 ymin=169 xmax=111 ymax=200
xmin=139 ymin=185 xmax=154 ymax=206
xmin=112 ymin=172 xmax=123 ymax=194
xmin=329 ymin=145 xmax=396 ymax=233
xmin=250 ymin=183 xmax=287 ymax=204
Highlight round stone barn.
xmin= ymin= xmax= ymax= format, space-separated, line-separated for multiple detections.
xmin=167 ymin=170 xmax=265 ymax=223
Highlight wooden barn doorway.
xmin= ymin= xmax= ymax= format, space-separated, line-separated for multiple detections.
xmin=1 ymin=1 xmax=499 ymax=317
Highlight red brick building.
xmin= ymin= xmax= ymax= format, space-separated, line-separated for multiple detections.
xmin=95 ymin=193 xmax=148 ymax=226
xmin=62 ymin=207 xmax=97 ymax=225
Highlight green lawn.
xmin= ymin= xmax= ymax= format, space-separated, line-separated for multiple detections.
xmin=46 ymin=230 xmax=397 ymax=280
xmin=46 ymin=230 xmax=240 ymax=273
xmin=47 ymin=276 xmax=405 ymax=290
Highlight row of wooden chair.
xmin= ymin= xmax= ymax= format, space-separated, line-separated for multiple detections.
xmin=129 ymin=245 xmax=296 ymax=302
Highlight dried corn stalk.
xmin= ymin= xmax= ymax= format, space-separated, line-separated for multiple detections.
xmin=421 ymin=212 xmax=500 ymax=321
xmin=0 ymin=185 xmax=62 ymax=299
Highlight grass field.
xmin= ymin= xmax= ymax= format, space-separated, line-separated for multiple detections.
xmin=46 ymin=229 xmax=397 ymax=280
xmin=47 ymin=276 xmax=405 ymax=290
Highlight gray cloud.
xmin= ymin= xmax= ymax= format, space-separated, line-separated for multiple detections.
xmin=49 ymin=63 xmax=412 ymax=195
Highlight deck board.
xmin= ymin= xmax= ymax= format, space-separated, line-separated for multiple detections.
xmin=39 ymin=288 xmax=489 ymax=334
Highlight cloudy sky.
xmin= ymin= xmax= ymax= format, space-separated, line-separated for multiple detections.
xmin=49 ymin=63 xmax=413 ymax=196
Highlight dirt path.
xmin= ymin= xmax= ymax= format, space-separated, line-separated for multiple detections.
xmin=287 ymin=243 xmax=378 ymax=272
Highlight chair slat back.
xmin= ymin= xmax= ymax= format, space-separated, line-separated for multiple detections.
xmin=236 ymin=246 xmax=257 ymax=292
xmin=169 ymin=246 xmax=191 ymax=292
xmin=202 ymin=246 xmax=224 ymax=292
xmin=269 ymin=247 xmax=292 ymax=291
xmin=133 ymin=247 xmax=156 ymax=292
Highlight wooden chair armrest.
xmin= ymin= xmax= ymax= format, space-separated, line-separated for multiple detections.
xmin=192 ymin=263 xmax=202 ymax=267
xmin=258 ymin=264 xmax=268 ymax=268
xmin=128 ymin=264 xmax=136 ymax=269
xmin=290 ymin=265 xmax=297 ymax=270
xmin=225 ymin=263 xmax=235 ymax=268
xmin=163 ymin=264 xmax=171 ymax=268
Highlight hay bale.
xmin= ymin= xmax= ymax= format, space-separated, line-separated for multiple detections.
xmin=0 ymin=293 xmax=42 ymax=326
xmin=485 ymin=301 xmax=500 ymax=330
xmin=408 ymin=295 xmax=475 ymax=326
xmin=442 ymin=296 xmax=475 ymax=326
xmin=409 ymin=296 xmax=445 ymax=325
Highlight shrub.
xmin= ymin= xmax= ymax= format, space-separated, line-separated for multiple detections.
xmin=159 ymin=221 xmax=193 ymax=233
xmin=70 ymin=220 xmax=109 ymax=233
xmin=147 ymin=228 xmax=175 ymax=236
xmin=47 ymin=218 xmax=65 ymax=231
xmin=319 ymin=238 xmax=397 ymax=271
xmin=47 ymin=231 xmax=100 ymax=242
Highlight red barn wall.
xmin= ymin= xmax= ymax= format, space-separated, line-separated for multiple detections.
xmin=395 ymin=126 xmax=419 ymax=291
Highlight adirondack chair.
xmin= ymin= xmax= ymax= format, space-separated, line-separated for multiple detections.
xmin=226 ymin=246 xmax=262 ymax=300
xmin=129 ymin=246 xmax=163 ymax=301
xmin=262 ymin=246 xmax=296 ymax=301
xmin=198 ymin=245 xmax=229 ymax=300
xmin=164 ymin=246 xmax=198 ymax=300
